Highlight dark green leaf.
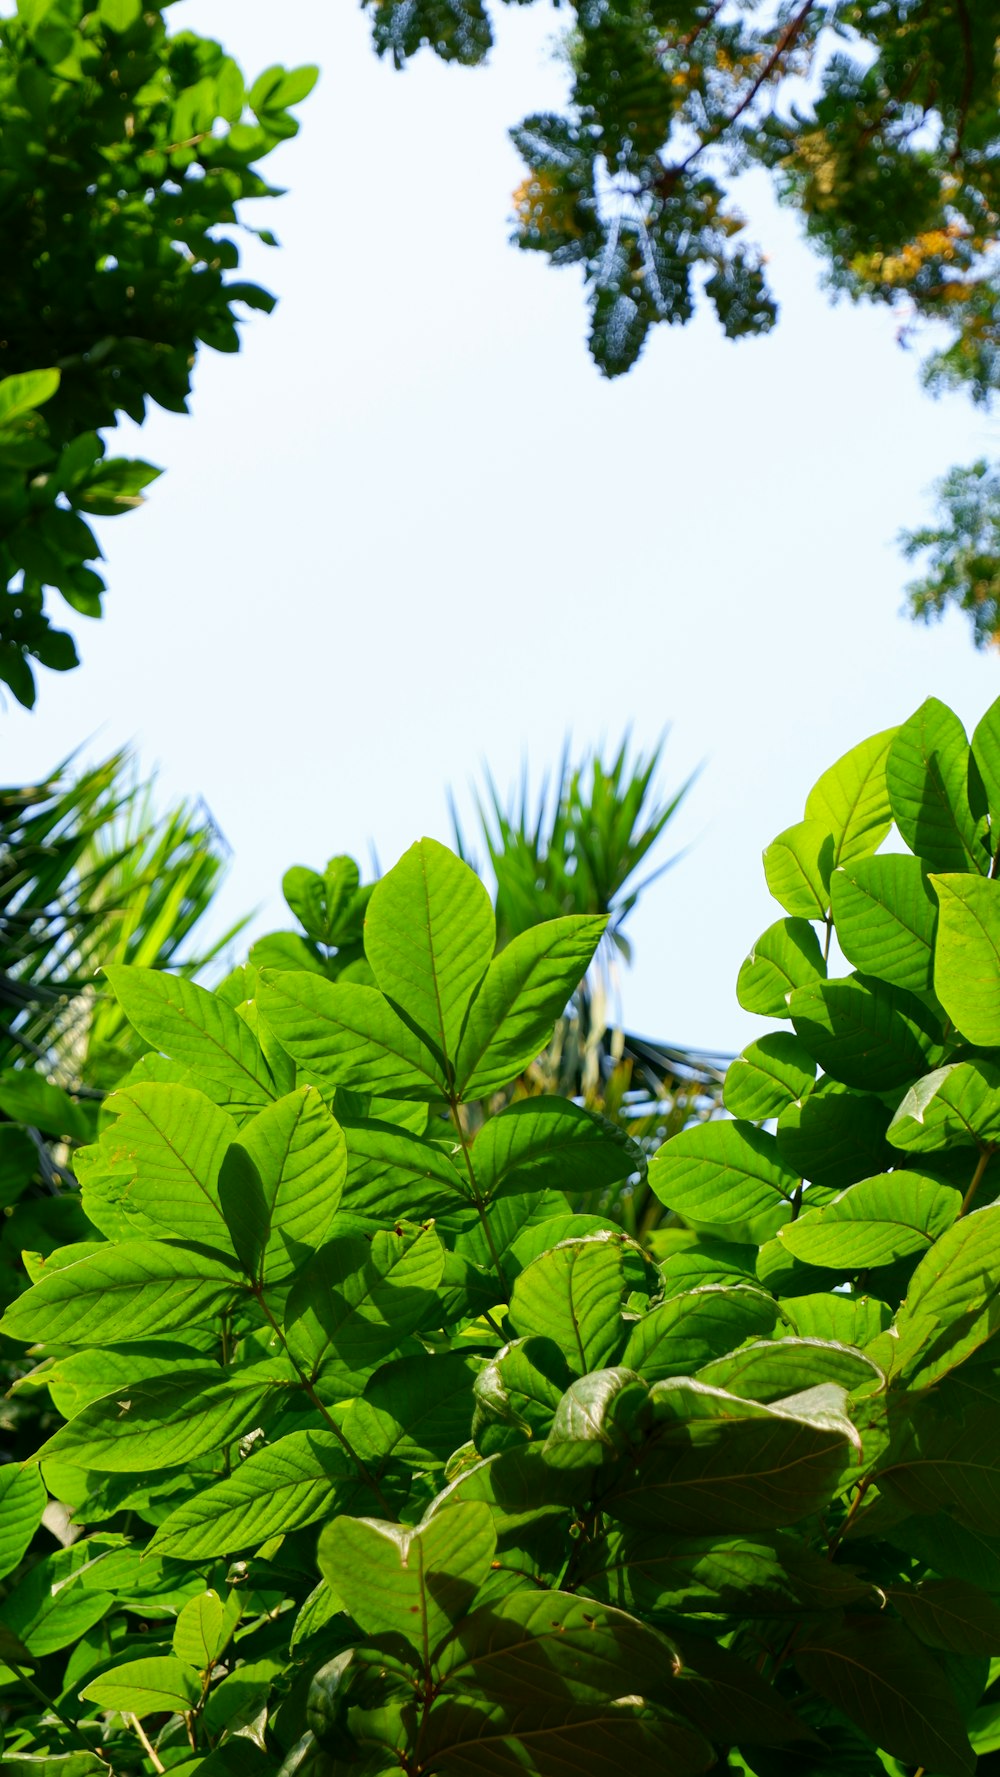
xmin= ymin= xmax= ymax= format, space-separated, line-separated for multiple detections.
xmin=789 ymin=974 xmax=942 ymax=1091
xmin=318 ymin=1501 xmax=496 ymax=1655
xmin=471 ymin=1096 xmax=642 ymax=1202
xmin=886 ymin=697 xmax=986 ymax=874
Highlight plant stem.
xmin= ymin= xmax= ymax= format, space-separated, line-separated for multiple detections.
xmin=251 ymin=1286 xmax=395 ymax=1517
xmin=961 ymin=1146 xmax=994 ymax=1217
xmin=826 ymin=1474 xmax=872 ymax=1557
xmin=2 ymin=1660 xmax=109 ymax=1765
xmin=130 ymin=1713 xmax=166 ymax=1773
xmin=449 ymin=1096 xmax=509 ymax=1300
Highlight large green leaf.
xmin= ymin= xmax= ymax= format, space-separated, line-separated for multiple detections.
xmin=695 ymin=1336 xmax=883 ymax=1401
xmin=474 ymin=1336 xmax=572 ymax=1448
xmin=649 ymin=1121 xmax=798 ymax=1244
xmin=777 ymin=1170 xmax=960 ymax=1269
xmin=723 ymin=1034 xmax=815 ymax=1121
xmin=103 ymin=966 xmax=277 ymax=1108
xmin=0 ymin=1464 xmax=46 ymax=1582
xmin=0 ymin=1240 xmax=244 ymax=1343
xmin=789 ymin=974 xmax=942 ymax=1091
xmin=173 ymin=1590 xmax=227 ymax=1669
xmin=776 ymin=1079 xmax=892 ymax=1193
xmin=454 ymin=914 xmax=606 ymax=1098
xmin=420 ymin=1696 xmax=713 ymax=1777
xmin=508 ymin=1233 xmax=626 ymax=1372
xmin=622 ymin=1285 xmax=778 ymax=1383
xmin=886 ymin=697 xmax=986 ymax=875
xmin=363 ymin=1350 xmax=481 ymax=1466
xmin=93 ymin=1084 xmax=237 ymax=1249
xmin=364 ymin=838 xmax=495 ymax=1071
xmin=80 ymin=1656 xmax=201 ymax=1718
xmin=889 ymin=1060 xmax=1000 ymax=1153
xmin=149 ymin=1431 xmax=356 ymax=1558
xmin=318 ymin=1502 xmax=496 ymax=1657
xmin=890 ymin=1205 xmax=1000 ymax=1386
xmin=830 ymin=853 xmax=937 ymax=993
xmin=972 ymin=695 xmax=1000 ymax=836
xmin=932 ymin=873 xmax=1000 ymax=1043
xmin=763 ymin=821 xmax=833 ymax=919
xmin=256 ymin=972 xmax=447 ymax=1097
xmin=668 ymin=1635 xmax=810 ymax=1746
xmin=804 ymin=728 xmax=896 ymax=866
xmin=284 ymin=1223 xmax=444 ymax=1393
xmin=219 ymin=1086 xmax=346 ymax=1282
xmin=890 ymin=1577 xmax=1000 ymax=1655
xmin=33 ymin=1364 xmax=287 ymax=1472
xmin=736 ymin=918 xmax=826 ymax=1019
xmin=583 ymin=1527 xmax=873 ymax=1616
xmin=543 ymin=1366 xmax=649 ymax=1468
xmin=794 ymin=1614 xmax=975 ymax=1777
xmin=604 ymin=1383 xmax=855 ymax=1532
xmin=340 ymin=1119 xmax=469 ymax=1218
xmin=471 ymin=1097 xmax=642 ymax=1203
xmin=1 ymin=1542 xmax=116 ymax=1656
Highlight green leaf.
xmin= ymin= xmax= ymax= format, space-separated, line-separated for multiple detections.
xmin=0 ymin=1070 xmax=91 ymax=1143
xmin=149 ymin=1431 xmax=355 ymax=1558
xmin=1 ymin=1542 xmax=116 ymax=1655
xmin=649 ymin=1120 xmax=798 ymax=1244
xmin=318 ymin=1502 xmax=496 ymax=1657
xmin=879 ymin=1394 xmax=1000 ymax=1531
xmin=98 ymin=0 xmax=141 ymax=30
xmin=454 ymin=914 xmax=606 ymax=1097
xmin=0 ymin=1240 xmax=244 ymax=1343
xmin=474 ymin=1336 xmax=572 ymax=1448
xmin=763 ymin=821 xmax=833 ymax=918
xmin=804 ymin=727 xmax=897 ymax=866
xmin=777 ymin=1170 xmax=960 ymax=1269
xmin=622 ymin=1285 xmax=778 ymax=1383
xmin=723 ymin=1034 xmax=815 ymax=1120
xmin=81 ymin=1655 xmax=200 ymax=1718
xmin=583 ymin=1527 xmax=872 ymax=1616
xmin=341 ymin=1119 xmax=469 ymax=1218
xmin=830 ymin=854 xmax=937 ymax=994
xmin=736 ymin=918 xmax=826 ymax=1018
xmin=696 ymin=1336 xmax=882 ymax=1401
xmin=364 ymin=838 xmax=495 ymax=1071
xmin=604 ymin=1383 xmax=856 ymax=1532
xmin=95 ymin=1084 xmax=237 ymax=1248
xmin=889 ymin=1060 xmax=1000 ymax=1152
xmin=509 ymin=1233 xmax=626 ymax=1372
xmin=544 ymin=1367 xmax=649 ymax=1467
xmin=284 ymin=1222 xmax=444 ymax=1393
xmin=886 ymin=697 xmax=986 ymax=874
xmin=782 ymin=1292 xmax=890 ymax=1347
xmin=421 ymin=1695 xmax=712 ymax=1777
xmin=33 ymin=1365 xmax=286 ymax=1472
xmin=0 ymin=1464 xmax=46 ymax=1582
xmin=794 ymin=1614 xmax=975 ymax=1777
xmin=0 ymin=368 xmax=59 ymax=425
xmin=257 ymin=971 xmax=446 ymax=1097
xmin=172 ymin=1590 xmax=226 ymax=1669
xmin=972 ymin=695 xmax=1000 ymax=836
xmin=932 ymin=873 xmax=1000 ymax=1043
xmin=776 ymin=1078 xmax=892 ymax=1192
xmin=219 ymin=1086 xmax=346 ymax=1282
xmin=890 ymin=1577 xmax=1000 ymax=1655
xmin=103 ymin=966 xmax=276 ymax=1109
xmin=891 ymin=1204 xmax=1000 ymax=1385
xmin=471 ymin=1096 xmax=642 ymax=1202
xmin=789 ymin=974 xmax=942 ymax=1091
xmin=363 ymin=1351 xmax=481 ymax=1466
xmin=668 ymin=1635 xmax=811 ymax=1746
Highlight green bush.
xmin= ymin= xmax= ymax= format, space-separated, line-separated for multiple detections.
xmin=4 ymin=693 xmax=1000 ymax=1775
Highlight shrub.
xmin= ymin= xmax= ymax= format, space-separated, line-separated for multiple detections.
xmin=3 ymin=693 xmax=1000 ymax=1775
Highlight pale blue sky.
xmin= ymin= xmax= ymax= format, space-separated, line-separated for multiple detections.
xmin=6 ymin=1 xmax=1000 ymax=1056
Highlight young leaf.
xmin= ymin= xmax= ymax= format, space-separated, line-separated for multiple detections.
xmin=471 ymin=1096 xmax=643 ymax=1202
xmin=81 ymin=1656 xmax=201 ymax=1718
xmin=364 ymin=838 xmax=495 ymax=1070
xmin=932 ymin=873 xmax=1000 ymax=1044
xmin=794 ymin=1614 xmax=975 ymax=1777
xmin=256 ymin=971 xmax=447 ymax=1097
xmin=830 ymin=853 xmax=937 ymax=994
xmin=318 ymin=1501 xmax=496 ymax=1657
xmin=0 ymin=1241 xmax=244 ymax=1343
xmin=508 ymin=1233 xmax=626 ymax=1372
xmin=886 ymin=697 xmax=986 ymax=875
xmin=649 ymin=1121 xmax=798 ymax=1244
xmin=173 ymin=1590 xmax=226 ymax=1669
xmin=454 ymin=914 xmax=606 ymax=1098
xmin=763 ymin=821 xmax=833 ymax=919
xmin=804 ymin=727 xmax=896 ymax=866
xmin=149 ymin=1431 xmax=356 ymax=1558
xmin=219 ymin=1086 xmax=347 ymax=1282
xmin=103 ymin=966 xmax=277 ymax=1107
xmin=736 ymin=917 xmax=826 ymax=1019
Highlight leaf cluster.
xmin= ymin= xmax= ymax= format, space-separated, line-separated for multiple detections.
xmin=4 ymin=703 xmax=1000 ymax=1772
xmin=0 ymin=1 xmax=316 ymax=705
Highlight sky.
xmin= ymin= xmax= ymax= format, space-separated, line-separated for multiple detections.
xmin=6 ymin=0 xmax=1000 ymax=1060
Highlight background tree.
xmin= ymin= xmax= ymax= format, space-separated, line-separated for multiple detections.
xmin=0 ymin=0 xmax=315 ymax=707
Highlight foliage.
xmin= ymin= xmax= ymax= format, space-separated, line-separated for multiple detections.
xmin=0 ymin=1 xmax=316 ymax=707
xmin=4 ymin=697 xmax=1000 ymax=1771
xmin=901 ymin=457 xmax=1000 ymax=648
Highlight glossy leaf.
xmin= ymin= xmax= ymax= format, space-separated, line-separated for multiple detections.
xmin=257 ymin=971 xmax=447 ymax=1097
xmin=763 ymin=821 xmax=833 ymax=919
xmin=219 ymin=1086 xmax=346 ymax=1282
xmin=804 ymin=728 xmax=896 ymax=867
xmin=364 ymin=837 xmax=495 ymax=1070
xmin=508 ymin=1233 xmax=626 ymax=1372
xmin=777 ymin=1170 xmax=960 ymax=1269
xmin=723 ymin=1033 xmax=815 ymax=1121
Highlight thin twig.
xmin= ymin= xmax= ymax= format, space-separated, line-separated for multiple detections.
xmin=129 ymin=1714 xmax=165 ymax=1774
xmin=961 ymin=1146 xmax=994 ymax=1217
